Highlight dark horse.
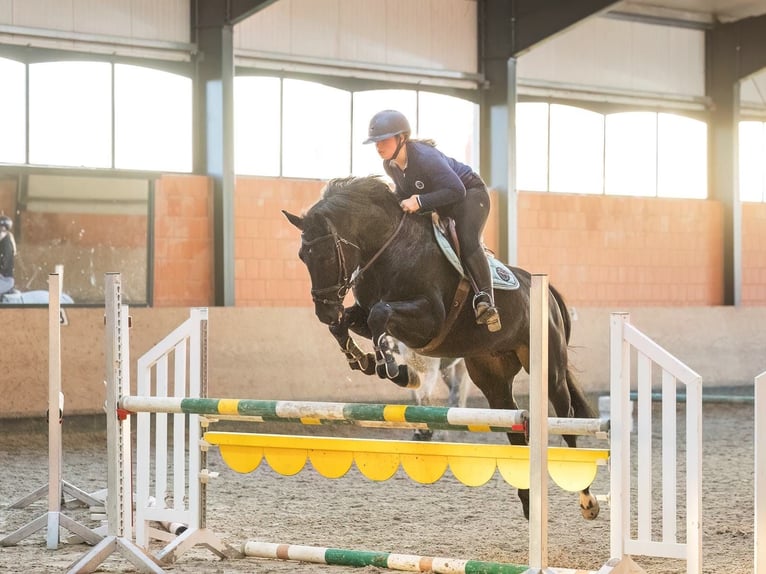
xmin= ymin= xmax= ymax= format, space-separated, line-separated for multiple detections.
xmin=283 ymin=175 xmax=599 ymax=521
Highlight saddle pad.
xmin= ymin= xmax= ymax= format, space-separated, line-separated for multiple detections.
xmin=433 ymin=222 xmax=520 ymax=291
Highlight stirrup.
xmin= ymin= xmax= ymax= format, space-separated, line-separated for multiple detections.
xmin=473 ymin=293 xmax=502 ymax=332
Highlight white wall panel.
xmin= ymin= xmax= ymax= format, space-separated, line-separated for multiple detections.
xmin=12 ymin=0 xmax=75 ymax=31
xmin=233 ymin=0 xmax=291 ymax=54
xmin=289 ymin=0 xmax=341 ymax=60
xmin=128 ymin=0 xmax=189 ymax=43
xmin=337 ymin=0 xmax=387 ymax=64
xmin=235 ymin=0 xmax=477 ymax=74
xmin=518 ymin=17 xmax=705 ymax=99
xmin=0 ymin=0 xmax=12 ymax=25
xmin=3 ymin=0 xmax=188 ymax=42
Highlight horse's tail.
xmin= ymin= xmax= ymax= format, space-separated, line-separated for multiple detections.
xmin=550 ymin=283 xmax=597 ymax=419
xmin=549 ymin=283 xmax=571 ymax=343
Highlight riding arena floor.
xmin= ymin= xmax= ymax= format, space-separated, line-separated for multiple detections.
xmin=0 ymin=398 xmax=754 ymax=573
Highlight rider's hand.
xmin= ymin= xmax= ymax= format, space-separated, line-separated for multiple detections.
xmin=400 ymin=196 xmax=421 ymax=213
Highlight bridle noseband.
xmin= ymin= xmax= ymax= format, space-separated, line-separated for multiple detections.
xmin=305 ymin=215 xmax=406 ymax=306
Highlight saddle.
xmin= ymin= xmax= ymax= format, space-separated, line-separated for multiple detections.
xmin=431 ymin=213 xmax=519 ymax=291
xmin=414 ymin=216 xmax=518 ymax=354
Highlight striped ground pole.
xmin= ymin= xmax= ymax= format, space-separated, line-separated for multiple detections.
xmin=242 ymin=541 xmax=609 ymax=574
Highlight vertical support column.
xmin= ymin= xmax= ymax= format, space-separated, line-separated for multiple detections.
xmin=194 ymin=4 xmax=236 ymax=306
xmin=528 ymin=274 xmax=548 ymax=571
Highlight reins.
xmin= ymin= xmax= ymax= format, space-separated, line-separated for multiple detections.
xmin=308 ymin=213 xmax=406 ymax=305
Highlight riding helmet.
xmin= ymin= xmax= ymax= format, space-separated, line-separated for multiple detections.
xmin=0 ymin=215 xmax=11 ymax=232
xmin=363 ymin=110 xmax=411 ymax=144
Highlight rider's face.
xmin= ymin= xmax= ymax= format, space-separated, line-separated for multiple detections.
xmin=375 ymin=136 xmax=399 ymax=161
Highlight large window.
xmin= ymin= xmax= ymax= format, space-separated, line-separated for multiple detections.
xmin=517 ymin=102 xmax=708 ymax=198
xmin=115 ymin=64 xmax=192 ymax=172
xmin=2 ymin=57 xmax=192 ymax=172
xmin=282 ymin=80 xmax=351 ymax=179
xmin=740 ymin=121 xmax=766 ymax=202
xmin=0 ymin=58 xmax=25 ymax=164
xmin=232 ymin=81 xmax=479 ymax=180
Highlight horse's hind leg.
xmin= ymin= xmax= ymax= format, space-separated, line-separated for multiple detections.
xmin=547 ymin=343 xmax=600 ymax=520
xmin=463 ymin=353 xmax=531 ymax=519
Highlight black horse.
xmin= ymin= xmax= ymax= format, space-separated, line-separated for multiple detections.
xmin=283 ymin=175 xmax=599 ymax=521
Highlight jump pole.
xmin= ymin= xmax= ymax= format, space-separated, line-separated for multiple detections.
xmin=67 ymin=273 xmax=163 ymax=573
xmin=0 ymin=273 xmax=102 ymax=549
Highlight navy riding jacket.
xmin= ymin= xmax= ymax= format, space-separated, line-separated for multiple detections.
xmin=383 ymin=141 xmax=484 ymax=215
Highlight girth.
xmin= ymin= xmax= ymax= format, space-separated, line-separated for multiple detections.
xmin=413 ymin=277 xmax=472 ymax=355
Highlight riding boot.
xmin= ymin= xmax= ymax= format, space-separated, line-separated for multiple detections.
xmin=463 ymin=249 xmax=501 ymax=332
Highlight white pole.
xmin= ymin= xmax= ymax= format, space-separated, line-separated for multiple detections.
xmin=47 ymin=273 xmax=62 ymax=549
xmin=528 ymin=274 xmax=549 ymax=571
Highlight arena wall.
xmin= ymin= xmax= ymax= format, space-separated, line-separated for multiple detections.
xmin=1 ymin=305 xmax=764 ymax=419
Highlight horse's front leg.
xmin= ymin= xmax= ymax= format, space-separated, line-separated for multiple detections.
xmin=367 ymin=298 xmax=443 ymax=389
xmin=328 ymin=312 xmax=376 ymax=376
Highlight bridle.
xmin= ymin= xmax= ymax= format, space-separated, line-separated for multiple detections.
xmin=305 ymin=215 xmax=406 ymax=306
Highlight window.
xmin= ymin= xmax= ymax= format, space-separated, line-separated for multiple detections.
xmin=605 ymin=112 xmax=657 ymax=197
xmin=418 ymin=91 xmax=477 ymax=167
xmin=657 ymin=113 xmax=706 ymax=199
xmin=549 ymin=104 xmax=604 ymax=194
xmin=516 ymin=102 xmax=549 ymax=192
xmin=739 ymin=121 xmax=766 ymax=202
xmin=282 ymin=79 xmax=351 ymax=179
xmin=234 ymin=76 xmax=282 ymax=176
xmin=29 ymin=61 xmax=112 ymax=168
xmin=115 ymin=64 xmax=192 ymax=172
xmin=517 ymin=102 xmax=709 ymax=198
xmin=0 ymin=58 xmax=25 ymax=164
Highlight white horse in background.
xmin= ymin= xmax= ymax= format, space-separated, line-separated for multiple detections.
xmin=393 ymin=339 xmax=471 ymax=440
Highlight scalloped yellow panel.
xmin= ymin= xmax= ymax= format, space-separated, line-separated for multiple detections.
xmin=354 ymin=451 xmax=400 ymax=481
xmin=548 ymin=460 xmax=600 ymax=492
xmin=219 ymin=444 xmax=264 ymax=474
xmin=448 ymin=456 xmax=497 ymax=487
xmin=401 ymin=454 xmax=449 ymax=484
xmin=264 ymin=447 xmax=308 ymax=476
xmin=497 ymin=457 xmax=530 ymax=489
xmin=308 ymin=449 xmax=354 ymax=479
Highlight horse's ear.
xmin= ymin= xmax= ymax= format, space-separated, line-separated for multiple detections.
xmin=282 ymin=210 xmax=304 ymax=230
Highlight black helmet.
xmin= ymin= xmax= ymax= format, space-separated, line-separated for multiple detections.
xmin=363 ymin=110 xmax=411 ymax=144
xmin=0 ymin=216 xmax=11 ymax=232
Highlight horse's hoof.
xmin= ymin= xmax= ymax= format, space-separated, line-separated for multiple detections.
xmin=359 ymin=353 xmax=376 ymax=375
xmin=580 ymin=497 xmax=600 ymax=520
xmin=412 ymin=429 xmax=433 ymax=441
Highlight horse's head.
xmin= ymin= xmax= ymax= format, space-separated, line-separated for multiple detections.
xmin=284 ymin=176 xmax=403 ymax=325
xmin=283 ymin=209 xmax=360 ymax=325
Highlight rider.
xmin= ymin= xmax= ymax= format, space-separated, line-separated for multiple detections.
xmin=0 ymin=215 xmax=16 ymax=296
xmin=363 ymin=109 xmax=501 ymax=332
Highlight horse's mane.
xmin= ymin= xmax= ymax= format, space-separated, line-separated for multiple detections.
xmin=311 ymin=176 xmax=400 ymax=220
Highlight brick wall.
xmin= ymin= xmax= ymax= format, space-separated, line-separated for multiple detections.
xmin=150 ymin=175 xmax=766 ymax=307
xmin=153 ymin=175 xmax=214 ymax=306
xmin=742 ymin=202 xmax=766 ymax=304
xmin=517 ymin=192 xmax=725 ymax=305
